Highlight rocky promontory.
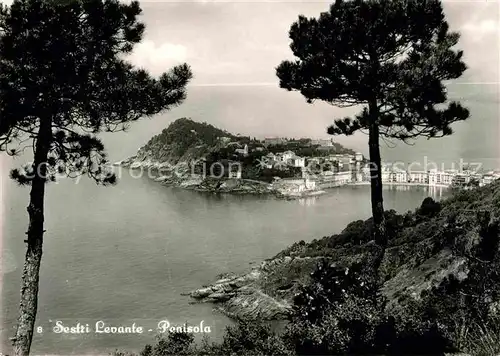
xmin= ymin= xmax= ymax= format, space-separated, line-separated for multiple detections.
xmin=118 ymin=118 xmax=344 ymax=198
xmin=186 ymin=247 xmax=469 ymax=321
xmin=186 ymin=181 xmax=500 ymax=321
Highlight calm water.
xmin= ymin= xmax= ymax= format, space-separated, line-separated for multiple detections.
xmin=1 ymin=83 xmax=497 ymax=355
xmin=1 ymin=167 xmax=449 ymax=355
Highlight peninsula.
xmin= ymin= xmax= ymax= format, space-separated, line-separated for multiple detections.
xmin=118 ymin=118 xmax=358 ymax=198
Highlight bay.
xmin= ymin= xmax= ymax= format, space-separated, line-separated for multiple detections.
xmin=1 ymin=83 xmax=497 ymax=354
xmin=1 ymin=168 xmax=448 ymax=355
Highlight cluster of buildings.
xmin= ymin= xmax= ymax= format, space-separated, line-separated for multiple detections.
xmin=226 ymin=136 xmax=500 ymax=191
xmin=263 ymin=137 xmax=335 ymax=147
xmin=263 ymin=151 xmax=306 ymax=169
xmin=271 ymin=152 xmax=365 ymax=194
xmin=273 ymin=176 xmax=317 ymax=195
xmin=372 ymin=164 xmax=500 ymax=188
xmin=299 ymin=154 xmax=500 ymax=190
xmin=312 ymin=152 xmax=365 ymax=188
xmin=263 ymin=137 xmax=287 ymax=146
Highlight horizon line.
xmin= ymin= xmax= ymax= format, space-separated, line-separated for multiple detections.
xmin=189 ymin=82 xmax=278 ymax=87
xmin=188 ymin=81 xmax=499 ymax=87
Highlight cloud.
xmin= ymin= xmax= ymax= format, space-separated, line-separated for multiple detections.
xmin=126 ymin=40 xmax=188 ymax=75
xmin=462 ymin=19 xmax=499 ymax=41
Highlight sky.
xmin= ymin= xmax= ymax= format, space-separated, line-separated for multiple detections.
xmin=118 ymin=0 xmax=500 ymax=164
xmin=0 ymin=0 xmax=498 ymax=164
xmin=124 ymin=0 xmax=500 ymax=86
xmin=0 ymin=0 xmax=497 ymax=86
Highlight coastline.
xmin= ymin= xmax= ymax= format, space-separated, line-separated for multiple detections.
xmin=117 ymin=159 xmax=454 ymax=199
xmin=184 ymin=181 xmax=499 ymax=323
xmin=348 ymin=181 xmax=452 ymax=188
xmin=118 ymin=160 xmax=326 ymax=199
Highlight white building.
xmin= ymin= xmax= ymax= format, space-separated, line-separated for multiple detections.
xmin=264 ymin=137 xmax=286 ymax=146
xmin=431 ymin=170 xmax=454 ymax=186
xmin=381 ymin=166 xmax=392 ymax=182
xmin=290 ymin=155 xmax=306 ymax=168
xmin=393 ymin=171 xmax=409 ymax=183
xmin=311 ymin=139 xmax=333 ymax=147
xmin=372 ymin=161 xmax=500 ymax=188
xmin=335 ymin=171 xmax=352 ymax=185
xmin=305 ymin=178 xmax=316 ymax=190
xmin=278 ymin=177 xmax=317 ymax=193
xmin=480 ymin=173 xmax=500 ymax=186
xmin=328 ymin=154 xmax=345 ymax=160
xmin=321 ymin=171 xmax=352 ymax=185
xmin=263 ymin=153 xmax=277 ymax=169
xmin=307 ymin=157 xmax=321 ymax=165
xmin=408 ymin=171 xmax=429 ymax=184
xmin=452 ymin=174 xmax=467 ymax=186
xmin=266 ymin=153 xmax=277 ymax=160
xmin=381 ymin=166 xmax=457 ymax=187
xmin=280 ymin=151 xmax=295 ymax=162
xmin=235 ymin=144 xmax=248 ymax=157
xmin=269 ymin=151 xmax=303 ymax=166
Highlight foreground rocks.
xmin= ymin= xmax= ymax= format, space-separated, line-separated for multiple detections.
xmin=185 ymin=182 xmax=500 ymax=323
xmin=186 ymin=256 xmax=337 ymax=320
xmin=186 ymin=245 xmax=473 ymax=321
xmin=184 ymin=261 xmax=290 ymax=320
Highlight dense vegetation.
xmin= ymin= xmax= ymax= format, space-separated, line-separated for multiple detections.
xmin=276 ymin=0 xmax=470 ymax=272
xmin=144 ymin=118 xmax=238 ymax=152
xmin=266 ymin=142 xmax=356 ymax=157
xmin=137 ymin=118 xmax=240 ymax=164
xmin=113 ymin=180 xmax=500 ymax=355
xmin=132 ymin=118 xmax=356 ymax=182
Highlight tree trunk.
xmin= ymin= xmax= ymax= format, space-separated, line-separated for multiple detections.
xmin=12 ymin=116 xmax=52 ymax=356
xmin=368 ymin=100 xmax=386 ymax=270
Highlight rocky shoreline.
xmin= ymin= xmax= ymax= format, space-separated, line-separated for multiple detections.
xmin=183 ymin=181 xmax=500 ymax=324
xmin=117 ymin=158 xmax=326 ymax=199
xmin=184 ymin=245 xmax=471 ymax=322
xmin=184 ymin=257 xmax=304 ymax=320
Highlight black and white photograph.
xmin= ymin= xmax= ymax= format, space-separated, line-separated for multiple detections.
xmin=0 ymin=0 xmax=499 ymax=355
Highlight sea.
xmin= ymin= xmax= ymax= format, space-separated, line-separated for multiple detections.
xmin=1 ymin=84 xmax=498 ymax=354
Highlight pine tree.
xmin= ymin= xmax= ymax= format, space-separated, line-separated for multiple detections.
xmin=0 ymin=1 xmax=192 ymax=354
xmin=276 ymin=0 xmax=469 ymax=268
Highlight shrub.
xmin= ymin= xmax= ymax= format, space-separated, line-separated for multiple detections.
xmin=417 ymin=197 xmax=442 ymax=220
xmin=134 ymin=322 xmax=292 ymax=356
xmin=211 ymin=321 xmax=293 ymax=356
xmin=139 ymin=332 xmax=196 ymax=356
xmin=340 ymin=220 xmax=370 ymax=245
xmin=457 ymin=315 xmax=500 ymax=356
xmin=286 ymin=259 xmax=456 ymax=355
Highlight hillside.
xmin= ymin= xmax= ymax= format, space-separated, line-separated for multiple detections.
xmin=119 ymin=118 xmax=358 ymax=196
xmin=188 ymin=180 xmax=500 ymax=325
xmin=121 ymin=118 xmax=239 ymax=167
xmin=121 ymin=118 xmax=358 ymax=170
